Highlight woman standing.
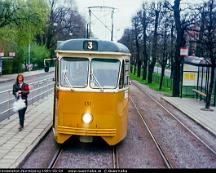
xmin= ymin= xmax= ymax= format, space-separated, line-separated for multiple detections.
xmin=13 ymin=74 xmax=30 ymax=131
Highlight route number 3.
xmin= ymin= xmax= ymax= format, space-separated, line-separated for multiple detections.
xmin=83 ymin=40 xmax=98 ymax=51
xmin=87 ymin=41 xmax=93 ymax=50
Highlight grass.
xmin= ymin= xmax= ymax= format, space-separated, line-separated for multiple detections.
xmin=130 ymin=72 xmax=172 ymax=96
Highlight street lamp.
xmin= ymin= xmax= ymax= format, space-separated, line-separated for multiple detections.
xmin=28 ymin=42 xmax=31 ymax=71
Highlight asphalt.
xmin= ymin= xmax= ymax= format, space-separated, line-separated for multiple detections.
xmin=0 ymin=71 xmax=215 ymax=168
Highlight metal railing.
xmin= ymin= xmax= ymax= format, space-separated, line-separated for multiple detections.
xmin=0 ymin=77 xmax=54 ymax=122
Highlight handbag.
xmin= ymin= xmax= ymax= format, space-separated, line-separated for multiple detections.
xmin=13 ymin=98 xmax=26 ymax=112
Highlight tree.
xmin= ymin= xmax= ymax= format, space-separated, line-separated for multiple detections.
xmin=43 ymin=0 xmax=87 ymax=56
xmin=0 ymin=0 xmax=23 ymax=27
xmin=118 ymin=28 xmax=135 ymax=73
xmin=132 ymin=16 xmax=142 ymax=77
xmin=0 ymin=0 xmax=49 ymax=73
xmin=172 ymin=0 xmax=188 ymax=97
xmin=148 ymin=2 xmax=162 ymax=84
xmin=158 ymin=11 xmax=170 ymax=90
xmin=140 ymin=3 xmax=150 ymax=81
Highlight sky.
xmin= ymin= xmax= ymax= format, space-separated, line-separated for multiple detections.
xmin=75 ymin=0 xmax=204 ymax=41
xmin=75 ymin=0 xmax=144 ymax=41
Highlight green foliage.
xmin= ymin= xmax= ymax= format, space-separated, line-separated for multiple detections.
xmin=130 ymin=72 xmax=172 ymax=96
xmin=22 ymin=43 xmax=50 ymax=69
xmin=0 ymin=0 xmax=49 ymax=46
xmin=2 ymin=59 xmax=13 ymax=74
xmin=15 ymin=0 xmax=49 ymax=46
xmin=12 ymin=48 xmax=23 ymax=73
xmin=0 ymin=0 xmax=49 ymax=74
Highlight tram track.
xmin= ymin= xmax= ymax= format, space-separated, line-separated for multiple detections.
xmin=44 ymin=137 xmax=119 ymax=168
xmin=132 ymin=81 xmax=216 ymax=156
xmin=112 ymin=147 xmax=119 ymax=168
xmin=131 ymin=81 xmax=216 ymax=167
xmin=49 ymin=145 xmax=118 ymax=168
xmin=130 ymin=97 xmax=172 ymax=168
xmin=48 ymin=146 xmax=63 ymax=168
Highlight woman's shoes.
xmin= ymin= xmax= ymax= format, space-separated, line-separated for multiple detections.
xmin=18 ymin=126 xmax=24 ymax=131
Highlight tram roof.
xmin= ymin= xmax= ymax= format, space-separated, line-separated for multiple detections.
xmin=57 ymin=39 xmax=130 ymax=54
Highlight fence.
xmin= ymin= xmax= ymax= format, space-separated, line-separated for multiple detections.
xmin=0 ymin=77 xmax=54 ymax=122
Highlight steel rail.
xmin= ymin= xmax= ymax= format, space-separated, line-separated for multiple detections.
xmin=112 ymin=147 xmax=119 ymax=168
xmin=48 ymin=147 xmax=63 ymax=168
xmin=130 ymin=96 xmax=173 ymax=168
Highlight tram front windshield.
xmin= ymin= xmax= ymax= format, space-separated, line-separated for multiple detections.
xmin=90 ymin=59 xmax=120 ymax=89
xmin=60 ymin=58 xmax=89 ymax=87
xmin=60 ymin=58 xmax=120 ymax=89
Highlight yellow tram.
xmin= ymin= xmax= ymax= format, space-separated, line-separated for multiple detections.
xmin=52 ymin=39 xmax=130 ymax=145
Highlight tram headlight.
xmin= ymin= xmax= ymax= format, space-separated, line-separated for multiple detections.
xmin=82 ymin=113 xmax=92 ymax=124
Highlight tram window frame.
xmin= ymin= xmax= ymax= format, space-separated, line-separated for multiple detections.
xmin=55 ymin=59 xmax=59 ymax=86
xmin=90 ymin=58 xmax=121 ymax=89
xmin=60 ymin=57 xmax=89 ymax=88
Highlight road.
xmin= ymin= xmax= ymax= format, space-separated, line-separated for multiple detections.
xmin=154 ymin=66 xmax=171 ymax=77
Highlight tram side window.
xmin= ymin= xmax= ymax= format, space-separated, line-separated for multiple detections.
xmin=119 ymin=60 xmax=124 ymax=89
xmin=124 ymin=60 xmax=130 ymax=86
xmin=60 ymin=57 xmax=89 ymax=88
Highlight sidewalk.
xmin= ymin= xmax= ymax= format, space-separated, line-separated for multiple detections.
xmin=163 ymin=97 xmax=216 ymax=136
xmin=0 ymin=95 xmax=53 ymax=168
xmin=0 ymin=67 xmax=54 ymax=84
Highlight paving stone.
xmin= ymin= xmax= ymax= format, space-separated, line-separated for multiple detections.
xmin=0 ymin=95 xmax=53 ymax=168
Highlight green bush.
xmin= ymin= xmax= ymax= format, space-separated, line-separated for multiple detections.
xmin=22 ymin=43 xmax=50 ymax=70
xmin=2 ymin=59 xmax=13 ymax=74
xmin=130 ymin=72 xmax=172 ymax=96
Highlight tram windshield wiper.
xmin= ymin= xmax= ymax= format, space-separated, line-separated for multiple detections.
xmin=63 ymin=68 xmax=73 ymax=88
xmin=91 ymin=71 xmax=104 ymax=91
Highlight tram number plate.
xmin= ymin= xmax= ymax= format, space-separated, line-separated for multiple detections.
xmin=83 ymin=41 xmax=98 ymax=51
xmin=84 ymin=101 xmax=91 ymax=106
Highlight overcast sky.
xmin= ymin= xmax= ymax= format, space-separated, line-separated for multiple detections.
xmin=75 ymin=0 xmax=204 ymax=41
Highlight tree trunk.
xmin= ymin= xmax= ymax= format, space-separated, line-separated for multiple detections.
xmin=172 ymin=0 xmax=186 ymax=97
xmin=172 ymin=61 xmax=181 ymax=97
xmin=170 ymin=24 xmax=175 ymax=79
xmin=133 ymin=60 xmax=137 ymax=75
xmin=130 ymin=63 xmax=133 ymax=73
xmin=205 ymin=66 xmax=215 ymax=109
xmin=160 ymin=64 xmax=166 ymax=90
xmin=137 ymin=60 xmax=142 ymax=77
xmin=142 ymin=8 xmax=148 ymax=81
xmin=142 ymin=61 xmax=148 ymax=80
xmin=133 ymin=17 xmax=141 ymax=77
xmin=148 ymin=64 xmax=154 ymax=83
xmin=148 ymin=8 xmax=160 ymax=83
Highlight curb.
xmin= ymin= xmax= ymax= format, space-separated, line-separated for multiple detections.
xmin=162 ymin=96 xmax=216 ymax=137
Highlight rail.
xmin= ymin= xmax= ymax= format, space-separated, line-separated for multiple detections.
xmin=0 ymin=77 xmax=54 ymax=121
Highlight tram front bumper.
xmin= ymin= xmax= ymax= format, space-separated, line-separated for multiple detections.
xmin=57 ymin=126 xmax=117 ymax=136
